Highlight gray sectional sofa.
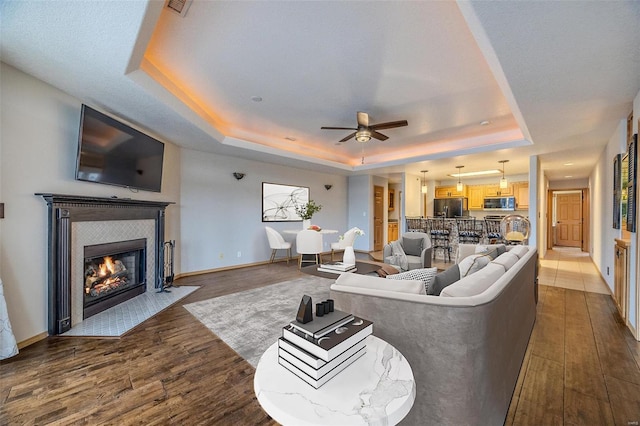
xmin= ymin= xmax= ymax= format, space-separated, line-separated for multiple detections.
xmin=329 ymin=244 xmax=537 ymax=425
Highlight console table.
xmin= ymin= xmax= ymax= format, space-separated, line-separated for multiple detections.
xmin=254 ymin=334 xmax=415 ymax=425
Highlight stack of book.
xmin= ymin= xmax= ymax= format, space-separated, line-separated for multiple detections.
xmin=278 ymin=309 xmax=373 ymax=389
xmin=317 ymin=261 xmax=357 ymax=274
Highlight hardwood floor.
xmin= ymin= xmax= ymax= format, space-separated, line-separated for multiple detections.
xmin=2 ymin=251 xmax=640 ymax=425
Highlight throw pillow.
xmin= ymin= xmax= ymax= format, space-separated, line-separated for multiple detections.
xmin=474 ymin=245 xmax=499 ymax=260
xmin=387 ymin=267 xmax=437 ymax=294
xmin=491 ymin=252 xmax=519 ymax=271
xmin=457 ymin=253 xmax=491 ymax=278
xmin=509 ymin=245 xmax=529 ymax=258
xmin=402 ymin=237 xmax=423 ymax=256
xmin=431 ymin=265 xmax=460 ymax=296
xmin=495 ymin=244 xmax=507 ymax=256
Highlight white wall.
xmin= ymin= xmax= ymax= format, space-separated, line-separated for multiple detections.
xmin=347 ymin=175 xmax=372 ymax=251
xmin=0 ymin=63 xmax=181 ymax=344
xmin=180 ymin=149 xmax=348 ymax=272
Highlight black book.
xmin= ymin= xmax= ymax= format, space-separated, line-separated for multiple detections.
xmin=282 ymin=317 xmax=373 ymax=362
xmin=289 ymin=309 xmax=354 ymax=339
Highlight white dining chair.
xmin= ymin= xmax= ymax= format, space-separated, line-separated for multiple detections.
xmin=330 ymin=227 xmax=359 ymax=261
xmin=265 ymin=226 xmax=292 ymax=264
xmin=296 ymin=229 xmax=324 ymax=269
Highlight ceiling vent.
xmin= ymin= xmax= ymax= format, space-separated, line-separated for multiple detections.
xmin=166 ymin=0 xmax=192 ymax=17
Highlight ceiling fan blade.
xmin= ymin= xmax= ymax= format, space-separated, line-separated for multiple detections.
xmin=339 ymin=132 xmax=357 ymax=142
xmin=321 ymin=126 xmax=357 ymax=130
xmin=370 ymin=131 xmax=389 ymax=141
xmin=369 ymin=120 xmax=408 ymax=131
xmin=357 ymin=111 xmax=369 ymax=127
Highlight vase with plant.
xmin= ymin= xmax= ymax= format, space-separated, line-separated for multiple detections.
xmin=295 ymin=200 xmax=322 ymax=229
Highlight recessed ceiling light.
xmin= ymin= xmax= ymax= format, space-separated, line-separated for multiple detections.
xmin=563 ymin=162 xmax=574 ymax=166
xmin=480 ymin=120 xmax=490 ymax=126
xmin=284 ymin=136 xmax=296 ymax=141
xmin=251 ymin=96 xmax=263 ymax=102
xmin=447 ymin=169 xmax=501 ymax=178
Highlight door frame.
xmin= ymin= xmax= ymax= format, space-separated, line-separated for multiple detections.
xmin=546 ymin=188 xmax=589 ymax=251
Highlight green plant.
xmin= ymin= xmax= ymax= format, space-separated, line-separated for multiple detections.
xmin=295 ymin=199 xmax=322 ymax=220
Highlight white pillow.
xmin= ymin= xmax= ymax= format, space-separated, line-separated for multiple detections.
xmin=491 ymin=252 xmax=520 ymax=271
xmin=474 ymin=245 xmax=499 ymax=260
xmin=457 ymin=254 xmax=491 ymax=278
xmin=335 ymin=272 xmax=425 ymax=295
xmin=509 ymin=245 xmax=529 ymax=258
xmin=386 ymin=267 xmax=438 ymax=294
xmin=441 ymin=263 xmax=505 ymax=297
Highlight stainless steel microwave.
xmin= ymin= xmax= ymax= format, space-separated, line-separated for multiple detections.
xmin=483 ymin=196 xmax=516 ymax=211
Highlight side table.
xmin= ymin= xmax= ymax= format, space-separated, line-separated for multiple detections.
xmin=254 ymin=334 xmax=415 ymax=425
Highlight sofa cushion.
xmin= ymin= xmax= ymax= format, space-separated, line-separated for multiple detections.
xmin=496 ymin=244 xmax=507 ymax=256
xmin=335 ymin=272 xmax=426 ymax=295
xmin=509 ymin=245 xmax=529 ymax=258
xmin=474 ymin=245 xmax=499 ymax=260
xmin=440 ymin=263 xmax=506 ymax=297
xmin=457 ymin=254 xmax=491 ymax=278
xmin=431 ymin=264 xmax=460 ymax=296
xmin=491 ymin=252 xmax=520 ymax=271
xmin=386 ymin=267 xmax=437 ymax=294
xmin=403 ymin=237 xmax=423 ymax=256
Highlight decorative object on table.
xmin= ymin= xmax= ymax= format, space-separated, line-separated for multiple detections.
xmin=232 ymin=172 xmax=245 ymax=180
xmin=316 ymin=302 xmax=325 ymax=316
xmin=296 ymin=295 xmax=313 ymax=324
xmin=330 ymin=227 xmax=364 ymax=261
xmin=262 ymin=182 xmax=309 ymax=222
xmin=317 ymin=261 xmax=357 ymax=274
xmin=308 ymin=224 xmax=322 ymax=231
xmin=294 ymin=199 xmax=322 ymax=230
xmin=279 ymin=316 xmax=373 ymax=388
xmin=342 ymin=246 xmax=356 ymax=266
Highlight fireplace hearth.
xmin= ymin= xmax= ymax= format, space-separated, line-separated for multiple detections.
xmin=83 ymin=238 xmax=146 ymax=319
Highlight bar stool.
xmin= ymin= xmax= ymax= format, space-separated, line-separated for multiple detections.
xmin=484 ymin=218 xmax=503 ymax=244
xmin=426 ymin=216 xmax=451 ymax=262
xmin=455 ymin=217 xmax=481 ymax=244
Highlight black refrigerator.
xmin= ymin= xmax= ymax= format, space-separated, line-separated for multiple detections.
xmin=433 ymin=197 xmax=469 ymax=218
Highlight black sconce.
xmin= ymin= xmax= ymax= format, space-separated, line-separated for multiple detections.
xmin=233 ymin=172 xmax=245 ymax=180
xmin=324 ymin=184 xmax=332 ymax=190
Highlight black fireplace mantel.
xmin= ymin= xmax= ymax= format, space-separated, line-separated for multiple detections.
xmin=37 ymin=193 xmax=174 ymax=335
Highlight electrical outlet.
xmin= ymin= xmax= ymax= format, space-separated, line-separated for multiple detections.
xmin=237 ymin=251 xmax=242 ymax=258
xmin=219 ymin=253 xmax=224 ymax=259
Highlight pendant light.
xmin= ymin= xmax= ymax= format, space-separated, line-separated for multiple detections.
xmin=421 ymin=170 xmax=428 ymax=194
xmin=499 ymin=160 xmax=509 ymax=189
xmin=456 ymin=165 xmax=464 ymax=192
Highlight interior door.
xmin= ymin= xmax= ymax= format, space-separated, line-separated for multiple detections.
xmin=556 ymin=193 xmax=582 ymax=247
xmin=374 ymin=185 xmax=384 ymax=251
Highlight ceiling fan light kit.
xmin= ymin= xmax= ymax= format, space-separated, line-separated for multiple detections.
xmin=322 ymin=111 xmax=407 ymax=144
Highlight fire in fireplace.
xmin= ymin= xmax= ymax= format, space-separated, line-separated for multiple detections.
xmin=83 ymin=238 xmax=147 ymax=319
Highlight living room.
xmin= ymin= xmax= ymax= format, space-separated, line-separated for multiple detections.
xmin=2 ymin=1 xmax=640 ymax=424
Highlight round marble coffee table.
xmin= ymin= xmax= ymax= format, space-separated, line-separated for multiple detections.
xmin=254 ymin=334 xmax=415 ymax=425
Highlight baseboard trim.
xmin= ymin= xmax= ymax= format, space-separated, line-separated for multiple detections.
xmin=18 ymin=331 xmax=48 ymax=349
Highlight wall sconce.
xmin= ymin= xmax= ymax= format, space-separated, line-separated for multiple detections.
xmin=456 ymin=165 xmax=464 ymax=192
xmin=233 ymin=172 xmax=245 ymax=180
xmin=420 ymin=170 xmax=428 ymax=194
xmin=324 ymin=184 xmax=333 ymax=190
xmin=498 ymin=160 xmax=509 ymax=189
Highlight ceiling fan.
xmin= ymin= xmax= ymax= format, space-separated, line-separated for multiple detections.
xmin=321 ymin=112 xmax=408 ymax=143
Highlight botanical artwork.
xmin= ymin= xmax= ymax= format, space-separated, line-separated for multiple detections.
xmin=262 ymin=182 xmax=309 ymax=222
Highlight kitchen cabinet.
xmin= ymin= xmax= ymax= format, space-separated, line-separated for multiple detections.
xmin=434 ymin=185 xmax=466 ymax=198
xmin=484 ymin=183 xmax=513 ymax=197
xmin=514 ymin=182 xmax=529 ymax=209
xmin=388 ymin=222 xmax=399 ymax=242
xmin=468 ymin=185 xmax=484 ymax=210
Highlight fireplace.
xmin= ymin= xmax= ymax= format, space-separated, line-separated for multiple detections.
xmin=37 ymin=194 xmax=173 ymax=335
xmin=83 ymin=238 xmax=147 ymax=319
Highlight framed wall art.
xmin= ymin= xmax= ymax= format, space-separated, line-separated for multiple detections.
xmin=626 ymin=134 xmax=637 ymax=232
xmin=262 ymin=182 xmax=309 ymax=222
xmin=614 ymin=153 xmax=621 ymax=229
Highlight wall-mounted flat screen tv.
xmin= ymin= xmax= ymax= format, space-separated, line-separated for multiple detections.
xmin=75 ymin=105 xmax=164 ymax=192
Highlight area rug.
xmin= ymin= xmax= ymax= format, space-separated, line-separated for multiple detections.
xmin=184 ymin=276 xmax=333 ymax=367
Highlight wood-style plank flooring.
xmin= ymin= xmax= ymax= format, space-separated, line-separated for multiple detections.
xmin=2 ymin=249 xmax=639 ymax=425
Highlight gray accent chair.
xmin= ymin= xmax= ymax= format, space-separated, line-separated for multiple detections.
xmin=382 ymin=232 xmax=432 ymax=270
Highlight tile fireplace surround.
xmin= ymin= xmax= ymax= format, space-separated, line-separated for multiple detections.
xmin=37 ymin=194 xmax=173 ymax=335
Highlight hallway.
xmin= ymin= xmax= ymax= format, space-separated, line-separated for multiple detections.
xmin=539 ymin=246 xmax=610 ymax=294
